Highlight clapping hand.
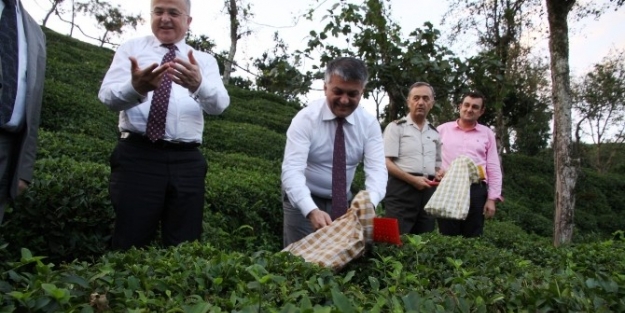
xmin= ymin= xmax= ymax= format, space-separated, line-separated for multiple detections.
xmin=129 ymin=57 xmax=170 ymax=96
xmin=169 ymin=50 xmax=203 ymax=93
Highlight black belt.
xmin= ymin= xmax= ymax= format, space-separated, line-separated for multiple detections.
xmin=119 ymin=132 xmax=200 ymax=150
xmin=408 ymin=172 xmax=436 ymax=180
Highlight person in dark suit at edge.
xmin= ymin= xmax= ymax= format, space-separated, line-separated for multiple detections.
xmin=0 ymin=0 xmax=47 ymax=224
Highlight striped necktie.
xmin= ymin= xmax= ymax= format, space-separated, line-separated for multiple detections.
xmin=0 ymin=0 xmax=19 ymax=125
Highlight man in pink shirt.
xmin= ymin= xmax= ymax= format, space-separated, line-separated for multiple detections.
xmin=436 ymin=91 xmax=503 ymax=237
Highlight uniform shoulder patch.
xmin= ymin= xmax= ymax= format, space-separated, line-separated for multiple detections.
xmin=393 ymin=119 xmax=407 ymax=124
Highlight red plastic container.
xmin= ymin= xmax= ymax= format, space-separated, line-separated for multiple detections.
xmin=373 ymin=217 xmax=402 ymax=246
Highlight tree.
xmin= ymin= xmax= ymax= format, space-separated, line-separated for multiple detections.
xmin=302 ymin=0 xmax=461 ymax=124
xmin=505 ymin=54 xmax=552 ymax=155
xmin=573 ymin=51 xmax=625 ymax=173
xmin=43 ymin=0 xmax=66 ymax=26
xmin=75 ymin=0 xmax=143 ymax=47
xmin=545 ymin=0 xmax=624 ymax=246
xmin=546 ymin=0 xmax=577 ymax=247
xmin=185 ymin=31 xmax=226 ymax=74
xmin=443 ymin=0 xmax=546 ymax=154
xmin=222 ymin=0 xmax=253 ymax=85
xmin=253 ymin=32 xmax=314 ymax=103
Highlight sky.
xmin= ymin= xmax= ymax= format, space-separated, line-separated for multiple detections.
xmin=21 ymin=0 xmax=625 ymax=114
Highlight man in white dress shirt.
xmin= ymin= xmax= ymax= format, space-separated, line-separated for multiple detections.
xmin=98 ymin=0 xmax=229 ymax=250
xmin=281 ymin=57 xmax=387 ymax=247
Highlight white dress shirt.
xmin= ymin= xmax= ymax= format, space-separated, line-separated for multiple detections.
xmin=98 ymin=35 xmax=229 ymax=143
xmin=281 ymin=98 xmax=387 ymax=217
xmin=1 ymin=0 xmax=29 ymax=131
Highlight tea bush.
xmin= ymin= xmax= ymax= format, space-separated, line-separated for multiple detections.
xmin=1 ymin=157 xmax=113 ymax=264
xmin=2 ymin=26 xmax=625 ymax=312
xmin=2 ymin=223 xmax=624 ymax=312
xmin=37 ymin=130 xmax=115 ymax=164
xmin=204 ymin=120 xmax=286 ymax=161
xmin=208 ymin=98 xmax=299 ymax=134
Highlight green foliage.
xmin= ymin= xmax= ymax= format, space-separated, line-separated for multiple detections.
xmin=303 ymin=0 xmax=461 ymax=123
xmin=203 ymin=164 xmax=282 ymax=252
xmin=499 ymin=153 xmax=625 ymax=240
xmin=37 ymin=130 xmax=115 ymax=164
xmin=42 ymin=28 xmax=119 ymax=139
xmin=254 ymin=32 xmax=314 ymax=103
xmin=2 ymin=25 xmax=625 ymax=312
xmin=2 ymin=157 xmax=113 ymax=264
xmin=573 ymin=50 xmax=625 ymax=173
xmin=209 ymin=97 xmax=299 ymax=134
xmin=75 ymin=0 xmax=144 ymax=47
xmin=203 ymin=120 xmax=286 ymax=160
xmin=2 ymin=225 xmax=625 ymax=311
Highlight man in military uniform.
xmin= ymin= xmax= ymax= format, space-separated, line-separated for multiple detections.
xmin=382 ymin=82 xmax=441 ymax=234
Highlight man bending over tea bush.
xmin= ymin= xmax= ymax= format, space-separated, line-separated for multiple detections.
xmin=281 ymin=57 xmax=387 ymax=247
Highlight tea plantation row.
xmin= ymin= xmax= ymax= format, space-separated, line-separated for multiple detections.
xmin=0 ymin=27 xmax=624 ymax=312
xmin=1 ymin=223 xmax=624 ymax=312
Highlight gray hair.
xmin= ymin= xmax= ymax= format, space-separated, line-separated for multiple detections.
xmin=324 ymin=57 xmax=369 ymax=86
xmin=151 ymin=0 xmax=191 ymax=14
xmin=408 ymin=81 xmax=435 ymax=99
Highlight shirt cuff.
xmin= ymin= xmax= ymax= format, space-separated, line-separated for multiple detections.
xmin=368 ymin=191 xmax=382 ymax=208
xmin=297 ymin=197 xmax=318 ymax=218
xmin=488 ymin=195 xmax=504 ymax=202
xmin=189 ymin=77 xmax=208 ymax=101
xmin=123 ymin=80 xmax=147 ymax=103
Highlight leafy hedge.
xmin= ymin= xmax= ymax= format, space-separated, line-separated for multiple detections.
xmin=1 ymin=26 xmax=625 ymax=312
xmin=1 ymin=157 xmax=113 ymax=264
xmin=499 ymin=154 xmax=625 ymax=240
xmin=1 ymin=222 xmax=624 ymax=312
xmin=203 ymin=120 xmax=286 ymax=161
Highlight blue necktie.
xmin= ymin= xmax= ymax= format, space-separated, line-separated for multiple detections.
xmin=0 ymin=0 xmax=19 ymax=125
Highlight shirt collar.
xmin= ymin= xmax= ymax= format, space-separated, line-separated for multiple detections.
xmin=321 ymin=99 xmax=357 ymax=125
xmin=149 ymin=36 xmax=188 ymax=54
xmin=406 ymin=115 xmax=434 ymax=131
xmin=454 ymin=119 xmax=478 ymax=131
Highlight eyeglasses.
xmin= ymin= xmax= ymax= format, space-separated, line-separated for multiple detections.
xmin=151 ymin=9 xmax=188 ymax=18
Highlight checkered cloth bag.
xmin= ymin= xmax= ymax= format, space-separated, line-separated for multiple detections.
xmin=424 ymin=155 xmax=481 ymax=220
xmin=282 ymin=190 xmax=375 ymax=271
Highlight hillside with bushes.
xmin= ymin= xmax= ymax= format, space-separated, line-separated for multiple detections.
xmin=0 ymin=27 xmax=624 ymax=312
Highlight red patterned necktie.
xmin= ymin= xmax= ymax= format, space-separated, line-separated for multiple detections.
xmin=331 ymin=117 xmax=347 ymax=220
xmin=146 ymin=44 xmax=177 ymax=142
xmin=0 ymin=0 xmax=18 ymax=125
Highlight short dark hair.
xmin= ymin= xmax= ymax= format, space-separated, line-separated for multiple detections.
xmin=408 ymin=82 xmax=435 ymax=99
xmin=324 ymin=57 xmax=369 ymax=86
xmin=461 ymin=90 xmax=485 ymax=101
xmin=460 ymin=90 xmax=486 ymax=108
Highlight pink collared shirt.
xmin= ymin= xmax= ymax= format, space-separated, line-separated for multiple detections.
xmin=437 ymin=120 xmax=503 ymax=201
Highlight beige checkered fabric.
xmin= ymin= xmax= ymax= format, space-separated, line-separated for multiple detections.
xmin=424 ymin=155 xmax=481 ymax=220
xmin=282 ymin=190 xmax=375 ymax=271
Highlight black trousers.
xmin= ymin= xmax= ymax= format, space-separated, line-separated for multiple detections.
xmin=383 ymin=175 xmax=436 ymax=235
xmin=109 ymin=138 xmax=207 ymax=250
xmin=437 ymin=182 xmax=488 ymax=238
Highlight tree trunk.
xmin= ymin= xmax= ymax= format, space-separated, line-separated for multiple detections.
xmin=546 ymin=0 xmax=578 ymax=247
xmin=495 ymin=109 xmax=506 ymax=154
xmin=43 ymin=1 xmax=59 ymax=26
xmin=222 ymin=0 xmax=238 ymax=85
xmin=70 ymin=0 xmax=75 ymax=37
